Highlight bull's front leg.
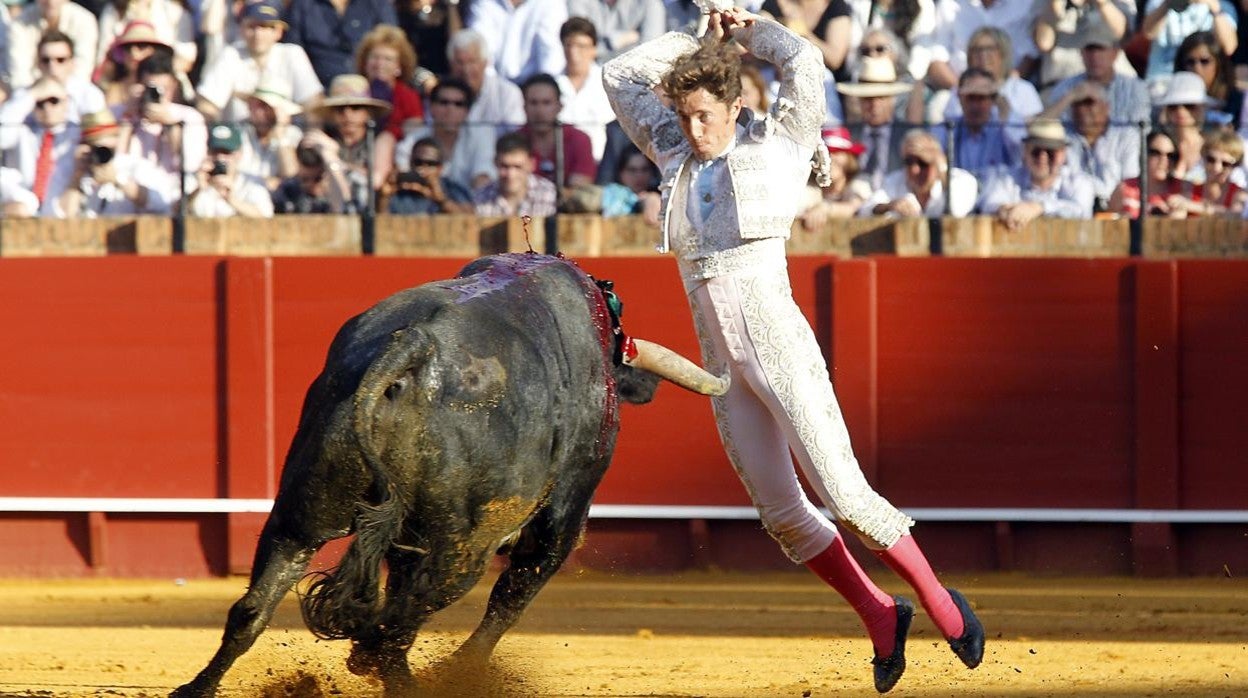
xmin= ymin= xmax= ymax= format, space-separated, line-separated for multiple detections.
xmin=171 ymin=533 xmax=319 ymax=697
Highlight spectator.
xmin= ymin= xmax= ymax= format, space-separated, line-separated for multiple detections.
xmin=1165 ymin=128 xmax=1248 ymax=214
xmin=356 ymin=25 xmax=425 ymax=189
xmin=272 ymin=143 xmax=354 ymax=214
xmin=94 ymin=20 xmax=173 ymax=108
xmin=473 ymin=131 xmax=557 ymax=216
xmin=0 ymin=76 xmax=79 ymax=216
xmin=740 ymin=61 xmax=771 ymax=116
xmin=395 ymin=0 xmax=460 ymax=79
xmin=1031 ymin=0 xmax=1137 ymax=99
xmin=1062 ymin=82 xmax=1142 ymax=211
xmin=4 ymin=0 xmax=97 ymax=90
xmin=979 ymin=118 xmax=1097 ymax=227
xmin=387 ymin=136 xmax=474 ymax=214
xmin=302 ymin=73 xmax=392 ymax=211
xmin=394 ymin=76 xmax=497 ymax=192
xmin=55 ymin=108 xmax=172 ymax=216
xmin=1174 ymin=30 xmax=1243 ymax=128
xmin=761 ymin=0 xmax=853 ymax=81
xmin=846 ymin=0 xmax=937 ymax=81
xmin=187 ymin=121 xmax=275 ymax=217
xmin=1140 ymin=0 xmax=1238 ymax=90
xmin=859 ymin=128 xmax=977 ymax=216
xmin=837 ymin=56 xmax=912 ymax=189
xmin=465 ymin=0 xmax=566 ymax=84
xmin=567 ymin=0 xmax=665 ymax=63
xmin=600 ymin=143 xmax=660 ymax=221
xmin=920 ymin=0 xmax=1038 ymax=96
xmin=97 ymin=0 xmax=195 ymax=78
xmin=447 ymin=28 xmax=525 ymax=135
xmin=0 ymin=30 xmax=105 ymax=125
xmin=1156 ymin=71 xmax=1211 ymax=179
xmin=663 ymin=0 xmax=700 ymax=32
xmin=284 ymin=0 xmax=397 ymax=86
xmin=1108 ymin=126 xmax=1187 ymax=217
xmin=799 ymin=125 xmax=873 ymax=227
xmin=941 ymin=27 xmax=1042 ymax=129
xmin=237 ymin=77 xmax=303 ymax=191
xmin=114 ymin=51 xmax=207 ymax=186
xmin=195 ymin=0 xmax=323 ymax=123
xmin=931 ymin=67 xmax=1019 ymax=179
xmin=847 ymin=25 xmax=909 ymax=84
xmin=516 ymin=72 xmax=597 ymax=193
xmin=1040 ymin=23 xmax=1152 ymax=127
xmin=556 ymin=17 xmax=616 ymax=163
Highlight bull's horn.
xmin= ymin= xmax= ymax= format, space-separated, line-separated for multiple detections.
xmin=625 ymin=338 xmax=730 ymax=397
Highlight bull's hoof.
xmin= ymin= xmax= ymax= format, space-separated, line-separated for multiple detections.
xmin=169 ymin=677 xmax=214 ymax=698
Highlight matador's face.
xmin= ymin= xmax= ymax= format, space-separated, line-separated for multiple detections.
xmin=673 ymin=88 xmax=742 ymax=162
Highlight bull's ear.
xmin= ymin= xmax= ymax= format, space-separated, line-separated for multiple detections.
xmin=615 ymin=364 xmax=661 ymax=405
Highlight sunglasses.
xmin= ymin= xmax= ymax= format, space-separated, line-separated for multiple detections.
xmin=433 ymin=97 xmax=468 ymax=108
xmin=411 ymin=158 xmax=441 ymax=167
xmin=39 ymin=54 xmax=71 ymax=65
xmin=1072 ymin=97 xmax=1100 ymax=108
xmin=1204 ymin=154 xmax=1237 ymax=169
xmin=1029 ymin=147 xmax=1060 ymax=159
xmin=126 ymin=42 xmax=157 ymax=53
xmin=1165 ymin=103 xmax=1200 ymax=111
xmin=859 ymin=44 xmax=889 ymax=56
xmin=1148 ymin=148 xmax=1179 ymax=162
xmin=1183 ymin=56 xmax=1214 ymax=68
xmin=963 ymin=92 xmax=997 ymax=102
xmin=902 ymin=156 xmax=931 ymax=169
xmin=35 ymin=96 xmax=63 ymax=108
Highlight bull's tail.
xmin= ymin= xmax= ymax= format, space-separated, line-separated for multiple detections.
xmin=300 ymin=329 xmax=423 ymax=641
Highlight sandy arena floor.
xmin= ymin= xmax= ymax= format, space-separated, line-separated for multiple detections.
xmin=0 ymin=569 xmax=1244 ymax=697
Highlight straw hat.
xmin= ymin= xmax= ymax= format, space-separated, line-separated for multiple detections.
xmin=248 ymin=75 xmax=302 ymax=117
xmin=821 ymin=126 xmax=865 ymax=156
xmin=314 ymin=74 xmax=391 ymax=117
xmin=836 ymin=57 xmax=911 ymax=98
xmin=81 ymin=110 xmax=120 ymax=143
xmin=111 ymin=21 xmax=174 ymax=53
xmin=1155 ymin=71 xmax=1216 ymax=107
xmin=1022 ymin=118 xmax=1069 ymax=149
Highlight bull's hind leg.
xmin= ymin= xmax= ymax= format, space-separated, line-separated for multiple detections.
xmin=453 ymin=488 xmax=594 ymax=660
xmin=171 ymin=530 xmax=321 ymax=698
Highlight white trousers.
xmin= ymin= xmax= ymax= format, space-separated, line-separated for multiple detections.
xmin=687 ymin=266 xmax=914 ymax=562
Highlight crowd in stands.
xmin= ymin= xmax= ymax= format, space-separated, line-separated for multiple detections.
xmin=3 ymin=0 xmax=1248 ymax=223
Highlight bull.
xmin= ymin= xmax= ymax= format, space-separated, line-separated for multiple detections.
xmin=172 ymin=253 xmax=726 ymax=697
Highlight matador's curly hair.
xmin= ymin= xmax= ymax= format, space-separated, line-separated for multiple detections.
xmin=660 ymin=41 xmax=742 ymax=106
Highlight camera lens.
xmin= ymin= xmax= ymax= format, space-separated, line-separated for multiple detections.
xmin=91 ymin=146 xmax=115 ymax=164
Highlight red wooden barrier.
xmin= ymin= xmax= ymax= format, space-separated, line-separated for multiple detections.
xmin=0 ymin=256 xmax=1245 ymax=577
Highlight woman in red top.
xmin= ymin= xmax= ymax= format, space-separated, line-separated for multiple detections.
xmin=355 ymin=25 xmax=426 ymax=190
xmin=1166 ymin=130 xmax=1248 ymax=217
xmin=1109 ymin=128 xmax=1189 ymax=219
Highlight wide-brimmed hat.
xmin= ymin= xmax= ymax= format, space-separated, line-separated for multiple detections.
xmin=1022 ymin=118 xmax=1069 ymax=149
xmin=81 ymin=110 xmax=119 ymax=143
xmin=1155 ymin=71 xmax=1216 ymax=107
xmin=247 ymin=75 xmax=302 ymax=116
xmin=836 ymin=57 xmax=911 ymax=98
xmin=239 ymin=0 xmax=287 ymax=28
xmin=821 ymin=126 xmax=865 ymax=156
xmin=314 ymin=74 xmax=391 ymax=117
xmin=111 ymin=20 xmax=174 ymax=53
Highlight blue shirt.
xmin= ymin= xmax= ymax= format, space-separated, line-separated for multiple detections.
xmin=283 ymin=0 xmax=398 ymax=85
xmin=978 ymin=164 xmax=1096 ymax=219
xmin=931 ymin=120 xmax=1019 ymax=180
xmin=387 ymin=177 xmax=474 ymax=215
xmin=1144 ymin=0 xmax=1238 ymax=82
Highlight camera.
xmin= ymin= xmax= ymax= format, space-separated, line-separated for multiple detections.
xmin=1168 ymin=0 xmax=1190 ymax=10
xmin=210 ymin=159 xmax=229 ymax=176
xmin=143 ymin=84 xmax=163 ymax=104
xmin=396 ymin=171 xmax=427 ymax=186
xmin=90 ymin=145 xmax=115 ymax=165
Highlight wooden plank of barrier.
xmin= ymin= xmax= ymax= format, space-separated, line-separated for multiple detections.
xmin=1143 ymin=216 xmax=1248 ymax=258
xmin=939 ymin=216 xmax=1130 ymax=257
xmin=184 ymin=215 xmax=362 ymax=256
xmin=553 ymin=215 xmax=666 ymax=257
xmin=1 ymin=217 xmax=110 ymax=256
xmin=374 ymin=214 xmax=484 ymax=257
xmin=788 ymin=216 xmax=907 ymax=257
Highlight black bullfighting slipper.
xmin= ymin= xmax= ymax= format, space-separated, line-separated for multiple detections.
xmin=871 ymin=595 xmax=914 ymax=693
xmin=946 ymin=587 xmax=985 ymax=669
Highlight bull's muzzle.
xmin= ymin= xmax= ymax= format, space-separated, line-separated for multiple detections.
xmin=625 ymin=338 xmax=730 ymax=397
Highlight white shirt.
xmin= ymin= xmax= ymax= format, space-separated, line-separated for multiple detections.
xmin=239 ymin=124 xmax=303 ymax=183
xmin=943 ymin=76 xmax=1043 ymax=124
xmin=922 ymin=0 xmax=1038 ymax=75
xmin=5 ymin=2 xmax=98 ymax=89
xmin=188 ymin=172 xmax=275 ymax=217
xmin=55 ymin=152 xmax=173 ymax=217
xmin=466 ymin=0 xmax=567 ymax=84
xmin=115 ymin=103 xmax=208 ymax=185
xmin=0 ymin=78 xmax=106 ymax=125
xmin=466 ymin=68 xmax=525 ymax=135
xmin=0 ymin=166 xmax=40 ymax=212
xmin=556 ymin=64 xmax=615 ymax=162
xmin=196 ymin=42 xmax=324 ymax=123
xmin=858 ymin=166 xmax=978 ymax=217
xmin=395 ymin=124 xmax=497 ymax=192
xmin=0 ymin=122 xmax=81 ymax=215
